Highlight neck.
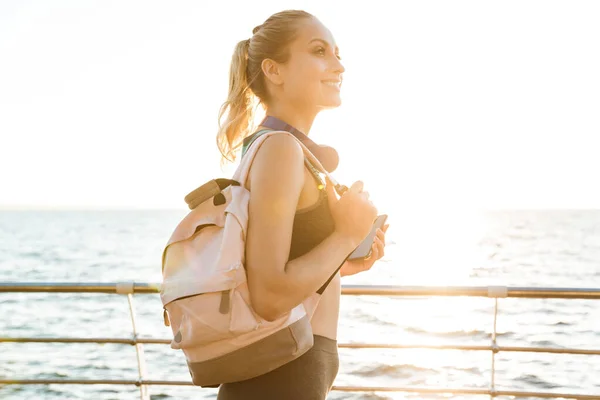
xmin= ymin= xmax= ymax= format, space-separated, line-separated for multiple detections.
xmin=264 ymin=104 xmax=318 ymax=136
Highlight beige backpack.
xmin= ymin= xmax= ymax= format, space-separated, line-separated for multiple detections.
xmin=160 ymin=130 xmax=343 ymax=387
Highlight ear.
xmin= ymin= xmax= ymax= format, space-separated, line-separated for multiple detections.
xmin=261 ymin=58 xmax=284 ymax=86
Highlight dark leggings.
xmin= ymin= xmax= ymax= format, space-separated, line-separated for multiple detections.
xmin=217 ymin=335 xmax=339 ymax=400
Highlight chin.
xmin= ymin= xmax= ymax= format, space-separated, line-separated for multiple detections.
xmin=318 ymin=96 xmax=342 ymax=110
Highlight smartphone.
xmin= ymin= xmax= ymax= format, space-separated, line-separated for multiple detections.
xmin=348 ymin=214 xmax=388 ymax=261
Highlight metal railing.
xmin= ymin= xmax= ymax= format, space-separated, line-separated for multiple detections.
xmin=1 ymin=282 xmax=599 ymax=399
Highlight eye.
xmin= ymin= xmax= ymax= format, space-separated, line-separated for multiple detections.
xmin=315 ymin=46 xmax=342 ymax=60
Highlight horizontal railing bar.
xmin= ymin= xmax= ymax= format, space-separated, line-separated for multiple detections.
xmin=342 ymin=285 xmax=600 ymax=299
xmin=334 ymin=386 xmax=600 ymax=399
xmin=496 ymin=346 xmax=600 ymax=355
xmin=2 ymin=282 xmax=600 ymax=299
xmin=493 ymin=392 xmax=600 ymax=400
xmin=3 ymin=336 xmax=600 ymax=356
xmin=0 ymin=379 xmax=150 ymax=386
xmin=0 ymin=337 xmax=147 ymax=344
xmin=0 ymin=380 xmax=597 ymax=398
xmin=340 ymin=343 xmax=600 ymax=355
xmin=334 ymin=386 xmax=488 ymax=394
xmin=0 ymin=282 xmax=161 ymax=294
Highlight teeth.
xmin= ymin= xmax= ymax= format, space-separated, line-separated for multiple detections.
xmin=323 ymin=81 xmax=340 ymax=87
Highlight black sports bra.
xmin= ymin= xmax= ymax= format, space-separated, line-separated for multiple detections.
xmin=288 ymin=166 xmax=336 ymax=261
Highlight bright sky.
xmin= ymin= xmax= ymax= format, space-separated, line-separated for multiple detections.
xmin=1 ymin=0 xmax=599 ymax=211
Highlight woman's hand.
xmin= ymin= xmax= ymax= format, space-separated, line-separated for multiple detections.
xmin=340 ymin=223 xmax=389 ymax=277
xmin=326 ymin=177 xmax=378 ymax=249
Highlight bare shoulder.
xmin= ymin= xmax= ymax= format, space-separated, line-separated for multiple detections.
xmin=248 ymin=132 xmax=305 ymax=187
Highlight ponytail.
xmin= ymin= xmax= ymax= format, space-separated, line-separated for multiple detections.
xmin=216 ymin=39 xmax=256 ymax=164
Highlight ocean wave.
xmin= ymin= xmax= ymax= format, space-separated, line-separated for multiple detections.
xmin=149 ymin=394 xmax=175 ymax=399
xmin=515 ymin=373 xmax=561 ymax=389
xmin=38 ymin=371 xmax=70 ymax=379
xmin=19 ymin=251 xmax=44 ymax=259
xmin=531 ymin=339 xmax=560 ymax=347
xmin=404 ymin=326 xmax=514 ymax=339
xmin=353 ymin=363 xmax=438 ymax=378
xmin=446 ymin=366 xmax=483 ymax=375
xmin=531 ymin=308 xmax=559 ymax=315
xmin=506 ymin=233 xmax=536 ymax=241
xmin=347 ymin=309 xmax=398 ymax=328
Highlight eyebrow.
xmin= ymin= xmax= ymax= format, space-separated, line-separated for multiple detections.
xmin=308 ymin=38 xmax=339 ymax=53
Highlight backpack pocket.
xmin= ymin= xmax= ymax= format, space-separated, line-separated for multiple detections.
xmin=169 ymin=285 xmax=259 ymax=350
xmin=230 ymin=283 xmax=261 ymax=334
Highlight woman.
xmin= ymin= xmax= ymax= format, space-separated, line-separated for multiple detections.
xmin=215 ymin=10 xmax=389 ymax=400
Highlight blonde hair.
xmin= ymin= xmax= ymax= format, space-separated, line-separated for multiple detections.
xmin=216 ymin=10 xmax=314 ymax=163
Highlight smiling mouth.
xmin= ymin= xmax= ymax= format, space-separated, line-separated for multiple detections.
xmin=322 ymin=81 xmax=341 ymax=89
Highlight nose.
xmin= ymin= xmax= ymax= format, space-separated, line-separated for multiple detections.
xmin=333 ymin=57 xmax=345 ymax=75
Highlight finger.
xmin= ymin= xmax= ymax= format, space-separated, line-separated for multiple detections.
xmin=362 ymin=195 xmax=372 ymax=206
xmin=374 ymin=236 xmax=385 ymax=259
xmin=348 ymin=180 xmax=364 ymax=194
xmin=369 ymin=243 xmax=379 ymax=265
xmin=375 ymin=236 xmax=384 ymax=250
xmin=367 ymin=243 xmax=379 ymax=264
xmin=383 ymin=224 xmax=389 ymax=233
xmin=379 ymin=238 xmax=385 ymax=258
xmin=376 ymin=228 xmax=385 ymax=242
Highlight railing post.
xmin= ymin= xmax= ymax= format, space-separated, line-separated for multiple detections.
xmin=124 ymin=290 xmax=150 ymax=400
xmin=490 ymin=298 xmax=499 ymax=398
xmin=487 ymin=286 xmax=506 ymax=399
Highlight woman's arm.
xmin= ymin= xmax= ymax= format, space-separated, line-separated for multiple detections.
xmin=244 ymin=134 xmax=357 ymax=321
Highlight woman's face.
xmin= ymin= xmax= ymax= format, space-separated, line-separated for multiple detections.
xmin=277 ymin=18 xmax=345 ymax=111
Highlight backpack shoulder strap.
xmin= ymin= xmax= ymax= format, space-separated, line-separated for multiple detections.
xmin=304 ymin=157 xmax=325 ymax=188
xmin=241 ymin=129 xmax=273 ymax=158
